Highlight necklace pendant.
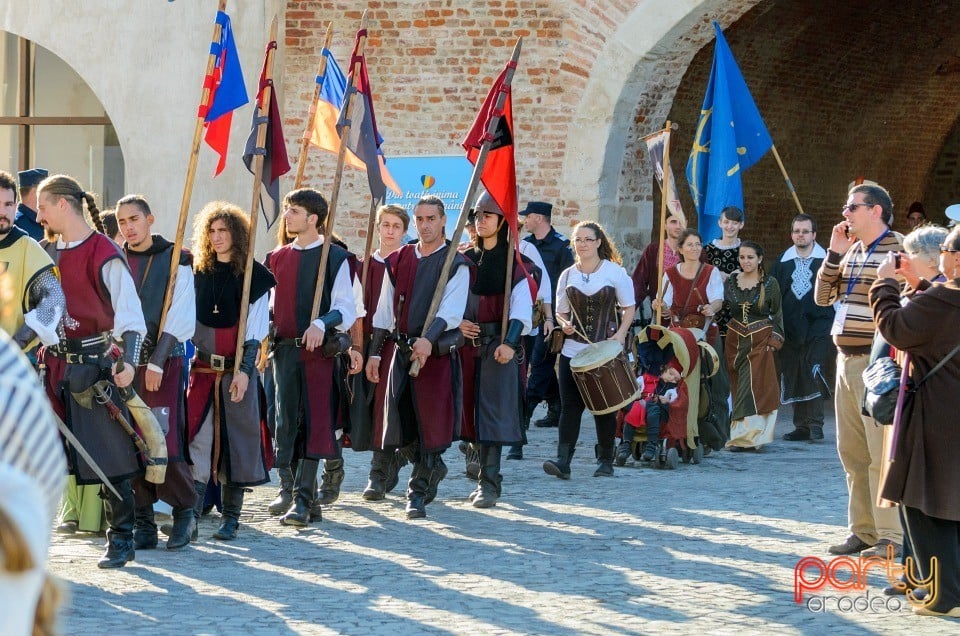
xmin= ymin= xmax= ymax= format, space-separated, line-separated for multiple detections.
xmin=213 ymin=304 xmax=219 ymax=314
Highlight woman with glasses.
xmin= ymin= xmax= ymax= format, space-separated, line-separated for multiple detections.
xmin=870 ymin=226 xmax=960 ymax=617
xmin=651 ymin=229 xmax=724 ymax=342
xmin=543 ymin=221 xmax=635 ymax=479
xmin=723 ymin=241 xmax=784 ymax=451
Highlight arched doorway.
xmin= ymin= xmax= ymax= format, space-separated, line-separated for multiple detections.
xmin=0 ymin=32 xmax=125 ymax=205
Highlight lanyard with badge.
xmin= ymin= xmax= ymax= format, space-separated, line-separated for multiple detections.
xmin=831 ymin=229 xmax=889 ymax=335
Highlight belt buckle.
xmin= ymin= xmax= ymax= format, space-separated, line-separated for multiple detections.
xmin=65 ymin=352 xmax=79 ymax=364
xmin=294 ymin=338 xmax=303 ymax=348
xmin=210 ymin=354 xmax=226 ymax=372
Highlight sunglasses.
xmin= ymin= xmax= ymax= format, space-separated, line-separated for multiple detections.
xmin=841 ymin=203 xmax=873 ymax=214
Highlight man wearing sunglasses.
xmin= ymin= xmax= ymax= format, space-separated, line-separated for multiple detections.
xmin=815 ymin=183 xmax=904 ymax=558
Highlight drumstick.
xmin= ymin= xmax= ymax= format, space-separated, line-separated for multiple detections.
xmin=556 ymin=316 xmax=592 ymax=343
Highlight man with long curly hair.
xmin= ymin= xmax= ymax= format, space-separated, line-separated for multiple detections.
xmin=185 ymin=202 xmax=275 ymax=541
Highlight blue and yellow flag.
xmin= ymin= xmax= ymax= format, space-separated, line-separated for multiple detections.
xmin=686 ymin=21 xmax=772 ymax=242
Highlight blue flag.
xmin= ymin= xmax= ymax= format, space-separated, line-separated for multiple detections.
xmin=686 ymin=21 xmax=772 ymax=243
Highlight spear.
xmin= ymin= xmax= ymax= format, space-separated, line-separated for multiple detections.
xmin=234 ymin=15 xmax=279 ymax=375
xmin=157 ymin=0 xmax=228 ymax=340
xmin=410 ymin=37 xmax=523 ymax=377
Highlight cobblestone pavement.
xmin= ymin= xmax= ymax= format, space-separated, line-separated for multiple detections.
xmin=49 ymin=406 xmax=959 ymax=635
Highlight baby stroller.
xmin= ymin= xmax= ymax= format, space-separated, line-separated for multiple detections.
xmin=629 ymin=324 xmax=705 ymax=469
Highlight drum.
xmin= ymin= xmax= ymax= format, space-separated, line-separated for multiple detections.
xmin=570 ymin=340 xmax=640 ymax=415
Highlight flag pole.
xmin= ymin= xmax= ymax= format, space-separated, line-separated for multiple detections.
xmin=157 ymin=0 xmax=228 ymax=339
xmin=409 ymin=37 xmax=523 ymax=377
xmin=500 ymin=230 xmax=516 ymax=341
xmin=359 ymin=198 xmax=378 ymax=297
xmin=294 ymin=23 xmax=333 ymax=189
xmin=311 ymin=10 xmax=369 ymax=322
xmin=654 ymin=120 xmax=672 ymax=326
xmin=234 ymin=15 xmax=279 ymax=375
xmin=770 ymin=144 xmax=805 ymax=215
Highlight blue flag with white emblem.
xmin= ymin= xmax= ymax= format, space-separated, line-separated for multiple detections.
xmin=686 ymin=21 xmax=772 ymax=242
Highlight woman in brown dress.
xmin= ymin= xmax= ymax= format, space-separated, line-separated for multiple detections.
xmin=652 ymin=229 xmax=724 ymax=342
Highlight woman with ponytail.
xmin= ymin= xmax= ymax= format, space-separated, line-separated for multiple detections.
xmin=723 ymin=240 xmax=785 ymax=451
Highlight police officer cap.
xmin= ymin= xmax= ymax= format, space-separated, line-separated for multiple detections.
xmin=520 ymin=201 xmax=552 ymax=218
xmin=17 ymin=168 xmax=48 ymax=189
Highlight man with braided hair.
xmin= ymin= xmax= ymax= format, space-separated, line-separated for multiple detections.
xmin=35 ymin=174 xmax=148 ymax=569
xmin=0 ymin=170 xmax=64 ymax=350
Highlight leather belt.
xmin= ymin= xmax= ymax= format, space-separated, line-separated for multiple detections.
xmin=54 ymin=332 xmax=111 ymax=354
xmin=47 ymin=348 xmax=108 ymax=365
xmin=274 ymin=337 xmax=303 ymax=348
xmin=194 ymin=349 xmax=234 ymax=372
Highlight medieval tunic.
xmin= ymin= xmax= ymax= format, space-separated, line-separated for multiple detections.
xmin=265 ymin=238 xmax=356 ymax=462
xmin=0 ymin=226 xmax=62 ymax=346
xmin=124 ymin=236 xmax=196 ymax=507
xmin=186 ymin=260 xmax=274 ymax=487
xmin=461 ymin=246 xmax=536 ymax=445
xmin=372 ymin=243 xmax=469 ymax=453
xmin=632 ymin=241 xmax=681 ymax=308
xmin=769 ymin=245 xmax=834 ymax=409
xmin=41 ymin=232 xmax=147 ymax=484
xmin=723 ymin=274 xmax=784 ymax=449
xmin=660 ymin=262 xmax=724 ymax=342
xmin=357 ymin=251 xmax=395 ymax=450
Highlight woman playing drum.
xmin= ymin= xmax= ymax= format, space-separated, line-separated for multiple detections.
xmin=543 ymin=221 xmax=635 ymax=479
xmin=652 ymin=229 xmax=724 ymax=342
xmin=724 ymin=241 xmax=784 ymax=451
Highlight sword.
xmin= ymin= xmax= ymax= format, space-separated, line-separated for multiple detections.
xmin=52 ymin=412 xmax=122 ymax=500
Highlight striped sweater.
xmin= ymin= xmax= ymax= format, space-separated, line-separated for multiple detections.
xmin=814 ymin=232 xmax=903 ymax=353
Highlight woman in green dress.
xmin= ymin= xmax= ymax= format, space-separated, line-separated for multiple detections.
xmin=724 ymin=241 xmax=784 ymax=451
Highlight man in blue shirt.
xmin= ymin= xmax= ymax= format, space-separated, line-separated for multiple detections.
xmin=14 ymin=168 xmax=48 ymax=241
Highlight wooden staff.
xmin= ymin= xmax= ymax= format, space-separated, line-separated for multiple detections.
xmin=770 ymin=144 xmax=805 ymax=215
xmin=234 ymin=15 xmax=279 ymax=375
xmin=157 ymin=0 xmax=228 ymax=339
xmin=500 ymin=229 xmax=516 ymax=341
xmin=294 ymin=23 xmax=333 ymax=189
xmin=311 ymin=10 xmax=370 ymax=322
xmin=410 ymin=37 xmax=523 ymax=377
xmin=654 ymin=121 xmax=672 ymax=326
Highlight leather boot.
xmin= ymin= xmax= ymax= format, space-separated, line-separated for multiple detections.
xmin=363 ymin=450 xmax=392 ymax=501
xmin=133 ymin=505 xmax=158 ymax=550
xmin=543 ymin=443 xmax=574 ymax=479
xmin=594 ymin=443 xmax=615 ymax=477
xmin=281 ymin=459 xmax=320 ymax=527
xmin=464 ymin=443 xmax=480 ymax=481
xmin=98 ymin=480 xmax=136 ymax=569
xmin=212 ymin=485 xmax=245 ymax=540
xmin=405 ymin=457 xmax=431 ymax=519
xmin=317 ymin=458 xmax=345 ymax=505
xmin=423 ymin=453 xmax=448 ymax=505
xmin=267 ymin=467 xmax=294 ymax=515
xmin=160 ymin=480 xmax=205 ymax=539
xmin=472 ymin=444 xmax=502 ymax=508
xmin=385 ymin=449 xmax=407 ymax=493
xmin=533 ymin=397 xmax=561 ymax=428
xmin=166 ymin=505 xmax=196 ymax=550
xmin=616 ymin=425 xmax=636 ymax=467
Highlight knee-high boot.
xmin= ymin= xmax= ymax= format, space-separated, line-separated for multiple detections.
xmin=363 ymin=450 xmax=393 ymax=501
xmin=281 ymin=459 xmax=320 ymax=527
xmin=133 ymin=505 xmax=158 ymax=550
xmin=472 ymin=444 xmax=502 ymax=508
xmin=317 ymin=457 xmax=345 ymax=505
xmin=212 ymin=484 xmax=245 ymax=540
xmin=267 ymin=466 xmax=294 ymax=515
xmin=406 ymin=454 xmax=433 ymax=520
xmin=98 ymin=480 xmax=136 ymax=569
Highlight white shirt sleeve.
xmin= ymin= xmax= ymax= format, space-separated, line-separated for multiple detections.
xmin=706 ymin=267 xmax=724 ymax=303
xmin=518 ymin=241 xmax=551 ymax=305
xmin=435 ymin=264 xmax=468 ymax=331
xmin=555 ymin=267 xmax=572 ymax=314
xmin=372 ymin=274 xmax=396 ymax=332
xmin=509 ymin=277 xmax=534 ymax=335
xmin=310 ymin=260 xmax=357 ymax=333
xmin=352 ymin=269 xmax=366 ymax=320
xmin=146 ymin=264 xmax=196 ymax=374
xmin=245 ymin=293 xmax=270 ymax=342
xmin=615 ymin=265 xmax=637 ymax=307
xmin=103 ymin=258 xmax=147 ymax=338
xmin=661 ymin=273 xmax=673 ymax=307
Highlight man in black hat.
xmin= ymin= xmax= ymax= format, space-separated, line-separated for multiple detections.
xmin=14 ymin=168 xmax=49 ymax=242
xmin=519 ymin=201 xmax=573 ymax=431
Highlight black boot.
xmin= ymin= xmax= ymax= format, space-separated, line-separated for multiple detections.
xmin=642 ymin=418 xmax=661 ymax=462
xmin=509 ymin=401 xmax=537 ymax=460
xmin=98 ymin=480 xmax=136 ymax=569
xmin=616 ymin=425 xmax=636 ymax=467
xmin=462 ymin=442 xmax=480 ymax=480
xmin=543 ymin=443 xmax=574 ymax=479
xmin=423 ymin=453 xmax=448 ymax=505
xmin=166 ymin=504 xmax=196 ymax=550
xmin=317 ymin=458 xmax=345 ymax=505
xmin=133 ymin=505 xmax=158 ymax=550
xmin=385 ymin=449 xmax=407 ymax=493
xmin=281 ymin=459 xmax=320 ymax=527
xmin=472 ymin=444 xmax=503 ymax=508
xmin=161 ymin=480 xmax=205 ymax=539
xmin=533 ymin=397 xmax=560 ymax=428
xmin=267 ymin=467 xmax=294 ymax=515
xmin=363 ymin=450 xmax=392 ymax=501
xmin=406 ymin=456 xmax=431 ymax=519
xmin=594 ymin=443 xmax=615 ymax=477
xmin=212 ymin=485 xmax=244 ymax=540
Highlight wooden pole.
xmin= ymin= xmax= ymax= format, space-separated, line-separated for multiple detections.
xmin=157 ymin=0 xmax=228 ymax=338
xmin=500 ymin=229 xmax=516 ymax=342
xmin=294 ymin=23 xmax=333 ymax=189
xmin=311 ymin=10 xmax=369 ymax=322
xmin=233 ymin=15 xmax=279 ymax=375
xmin=410 ymin=37 xmax=523 ymax=377
xmin=359 ymin=197 xmax=378 ymax=297
xmin=654 ymin=121 xmax=672 ymax=326
xmin=770 ymin=144 xmax=805 ymax=215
